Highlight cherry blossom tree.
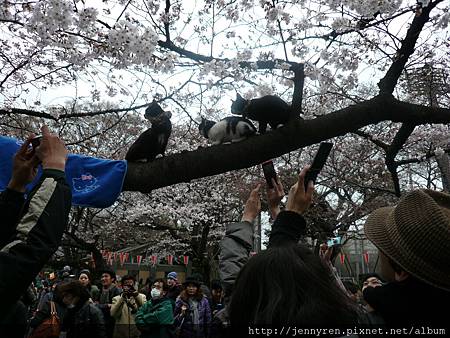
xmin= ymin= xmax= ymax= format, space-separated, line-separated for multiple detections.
xmin=1 ymin=1 xmax=450 ymax=274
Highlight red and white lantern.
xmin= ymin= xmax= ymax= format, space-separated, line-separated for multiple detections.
xmin=339 ymin=253 xmax=345 ymax=265
xmin=363 ymin=252 xmax=369 ymax=265
xmin=119 ymin=252 xmax=126 ymax=266
xmin=183 ymin=255 xmax=189 ymax=265
xmin=167 ymin=255 xmax=173 ymax=265
xmin=151 ymin=255 xmax=157 ymax=266
xmin=136 ymin=255 xmax=143 ymax=266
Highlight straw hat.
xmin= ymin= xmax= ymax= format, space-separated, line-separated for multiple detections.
xmin=364 ymin=189 xmax=450 ymax=291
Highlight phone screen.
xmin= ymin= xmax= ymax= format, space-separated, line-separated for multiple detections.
xmin=262 ymin=160 xmax=277 ymax=188
xmin=304 ymin=142 xmax=333 ymax=190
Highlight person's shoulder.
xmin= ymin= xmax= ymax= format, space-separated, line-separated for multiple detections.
xmin=88 ymin=302 xmax=103 ymax=314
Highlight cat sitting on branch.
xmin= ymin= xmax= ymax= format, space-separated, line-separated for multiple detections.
xmin=198 ymin=116 xmax=257 ymax=145
xmin=231 ymin=93 xmax=297 ymax=134
xmin=125 ymin=100 xmax=172 ymax=162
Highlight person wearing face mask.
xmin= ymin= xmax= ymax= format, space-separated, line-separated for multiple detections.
xmin=110 ymin=275 xmax=146 ymax=338
xmin=135 ymin=278 xmax=174 ymax=338
xmin=58 ymin=281 xmax=106 ymax=338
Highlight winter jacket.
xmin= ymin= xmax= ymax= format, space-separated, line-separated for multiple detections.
xmin=363 ymin=277 xmax=450 ymax=328
xmin=111 ymin=292 xmax=146 ymax=338
xmin=135 ymin=297 xmax=174 ymax=338
xmin=0 ymin=169 xmax=71 ymax=316
xmin=174 ymin=296 xmax=211 ymax=338
xmin=98 ymin=284 xmax=122 ymax=338
xmin=218 ymin=220 xmax=254 ymax=296
xmin=166 ymin=284 xmax=183 ymax=304
xmin=63 ymin=301 xmax=107 ymax=338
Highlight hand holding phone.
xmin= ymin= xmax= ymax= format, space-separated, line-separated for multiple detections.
xmin=304 ymin=142 xmax=333 ymax=191
xmin=262 ymin=160 xmax=277 ymax=188
xmin=30 ymin=135 xmax=42 ymax=149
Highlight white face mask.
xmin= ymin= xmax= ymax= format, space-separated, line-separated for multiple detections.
xmin=150 ymin=288 xmax=161 ymax=299
xmin=67 ymin=304 xmax=75 ymax=309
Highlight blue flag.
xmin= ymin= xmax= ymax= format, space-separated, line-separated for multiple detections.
xmin=0 ymin=136 xmax=127 ymax=208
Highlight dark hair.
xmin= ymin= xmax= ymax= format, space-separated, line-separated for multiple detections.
xmin=211 ymin=279 xmax=223 ymax=291
xmin=58 ymin=281 xmax=90 ymax=304
xmin=153 ymin=278 xmax=169 ymax=292
xmin=360 ymin=273 xmax=383 ymax=285
xmin=229 ymin=244 xmax=359 ymax=326
xmin=180 ymin=283 xmax=203 ymax=301
xmin=121 ymin=275 xmax=136 ymax=284
xmin=101 ymin=269 xmax=116 ymax=281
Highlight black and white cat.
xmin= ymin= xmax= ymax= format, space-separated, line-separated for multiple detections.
xmin=231 ymin=93 xmax=295 ymax=133
xmin=199 ymin=116 xmax=257 ymax=145
xmin=125 ymin=101 xmax=172 ymax=162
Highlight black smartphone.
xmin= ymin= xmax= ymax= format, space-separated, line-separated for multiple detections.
xmin=262 ymin=160 xmax=277 ymax=188
xmin=30 ymin=135 xmax=42 ymax=149
xmin=304 ymin=142 xmax=333 ymax=190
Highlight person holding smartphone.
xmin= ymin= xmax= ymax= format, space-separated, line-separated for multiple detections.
xmin=0 ymin=125 xmax=71 ymax=335
xmin=217 ymin=167 xmax=361 ymax=335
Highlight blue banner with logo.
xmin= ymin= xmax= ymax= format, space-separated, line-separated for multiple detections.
xmin=0 ymin=136 xmax=127 ymax=208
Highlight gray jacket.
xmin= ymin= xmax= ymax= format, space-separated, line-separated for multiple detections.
xmin=218 ymin=221 xmax=253 ymax=296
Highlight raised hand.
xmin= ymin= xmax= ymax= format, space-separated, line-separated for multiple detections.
xmin=285 ymin=166 xmax=314 ymax=215
xmin=266 ymin=177 xmax=284 ymax=220
xmin=8 ymin=134 xmax=40 ymax=192
xmin=241 ymin=184 xmax=261 ymax=223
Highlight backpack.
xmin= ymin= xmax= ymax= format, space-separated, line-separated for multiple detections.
xmin=29 ymin=301 xmax=60 ymax=338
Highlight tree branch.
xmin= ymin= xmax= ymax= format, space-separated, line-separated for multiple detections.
xmin=378 ymin=0 xmax=443 ymax=94
xmin=385 ymin=123 xmax=416 ymax=196
xmin=157 ymin=40 xmax=303 ymax=71
xmin=291 ymin=63 xmax=304 ymax=115
xmin=123 ymin=96 xmax=450 ymax=192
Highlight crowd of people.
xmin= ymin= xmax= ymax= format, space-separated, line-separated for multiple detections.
xmin=0 ymin=126 xmax=449 ymax=337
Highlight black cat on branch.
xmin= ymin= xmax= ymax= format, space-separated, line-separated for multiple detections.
xmin=122 ymin=0 xmax=447 ymax=196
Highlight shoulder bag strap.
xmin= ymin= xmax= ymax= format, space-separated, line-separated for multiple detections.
xmin=49 ymin=300 xmax=56 ymax=315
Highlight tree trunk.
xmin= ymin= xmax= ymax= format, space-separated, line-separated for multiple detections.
xmin=436 ymin=153 xmax=450 ymax=192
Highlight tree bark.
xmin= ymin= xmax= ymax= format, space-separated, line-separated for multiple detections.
xmin=122 ymin=96 xmax=450 ymax=193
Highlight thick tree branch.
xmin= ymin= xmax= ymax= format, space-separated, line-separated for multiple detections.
xmin=378 ymin=0 xmax=443 ymax=94
xmin=123 ymin=96 xmax=450 ymax=192
xmin=385 ymin=123 xmax=416 ymax=196
xmin=164 ymin=0 xmax=171 ymax=42
xmin=291 ymin=63 xmax=305 ymax=115
xmin=0 ymin=108 xmax=57 ymax=120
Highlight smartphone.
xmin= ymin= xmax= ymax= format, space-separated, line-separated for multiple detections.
xmin=304 ymin=142 xmax=333 ymax=190
xmin=262 ymin=160 xmax=277 ymax=188
xmin=30 ymin=135 xmax=42 ymax=149
xmin=327 ymin=236 xmax=341 ymax=247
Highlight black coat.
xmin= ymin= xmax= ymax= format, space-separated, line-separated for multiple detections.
xmin=63 ymin=301 xmax=107 ymax=338
xmin=363 ymin=277 xmax=450 ymax=328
